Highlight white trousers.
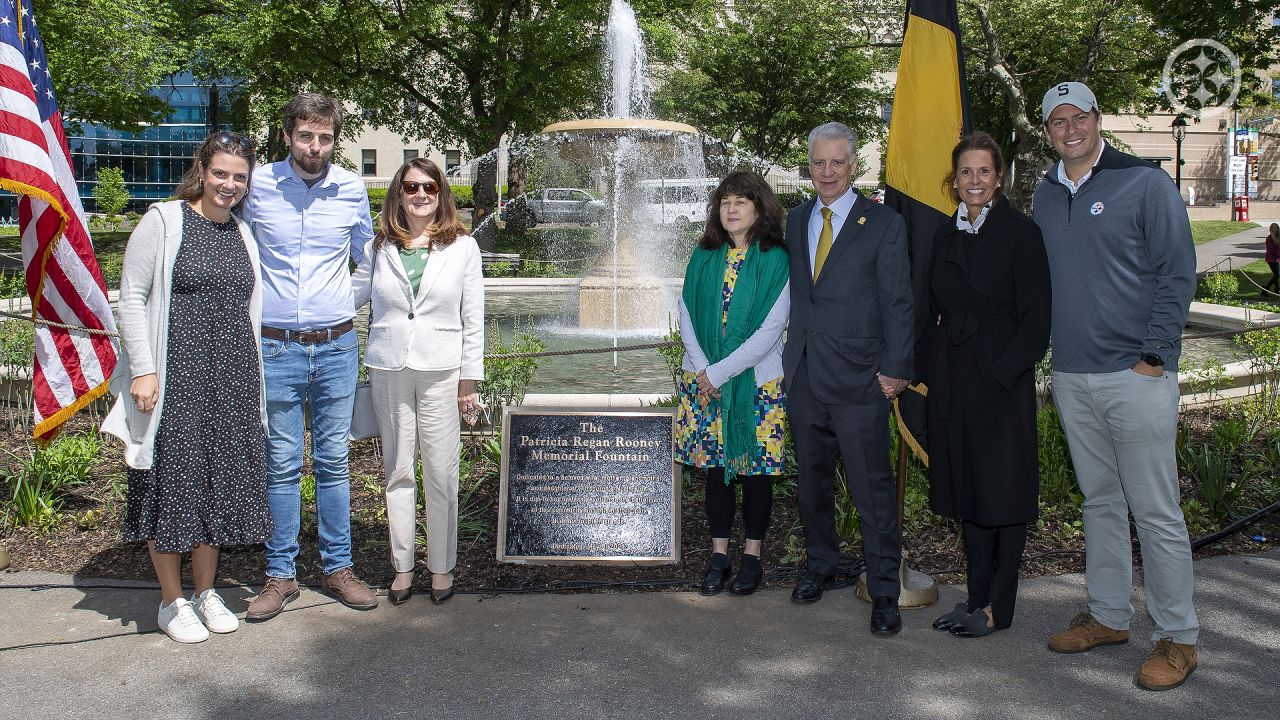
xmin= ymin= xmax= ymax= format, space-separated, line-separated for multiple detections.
xmin=370 ymin=367 xmax=460 ymax=574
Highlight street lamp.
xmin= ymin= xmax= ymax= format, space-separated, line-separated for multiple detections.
xmin=1171 ymin=115 xmax=1187 ymax=193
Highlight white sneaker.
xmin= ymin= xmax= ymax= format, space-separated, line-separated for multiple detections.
xmin=191 ymin=589 xmax=239 ymax=634
xmin=158 ymin=598 xmax=209 ymax=644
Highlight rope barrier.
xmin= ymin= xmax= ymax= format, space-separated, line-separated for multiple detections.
xmin=0 ymin=309 xmax=120 ymax=337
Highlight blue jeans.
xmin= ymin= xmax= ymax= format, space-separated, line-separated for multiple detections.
xmin=262 ymin=328 xmax=359 ymax=578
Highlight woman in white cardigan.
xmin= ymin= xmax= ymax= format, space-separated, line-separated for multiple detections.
xmin=102 ymin=132 xmax=269 ymax=643
xmin=352 ymin=158 xmax=484 ymax=605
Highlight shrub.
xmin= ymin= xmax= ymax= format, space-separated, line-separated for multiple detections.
xmin=775 ymin=191 xmax=811 ymax=209
xmin=3 ymin=432 xmax=100 ymax=530
xmin=452 ymin=185 xmax=473 ymax=208
xmin=367 ymin=188 xmax=387 ymax=215
xmin=1198 ymin=271 xmax=1238 ymax=303
xmin=0 ymin=319 xmax=34 ymax=368
xmin=479 ymin=315 xmax=544 ymax=421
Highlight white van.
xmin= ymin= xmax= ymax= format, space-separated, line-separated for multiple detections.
xmin=639 ymin=178 xmax=719 ymax=227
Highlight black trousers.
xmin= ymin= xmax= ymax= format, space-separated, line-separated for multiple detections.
xmin=962 ymin=520 xmax=1028 ymax=629
xmin=1266 ymin=261 xmax=1279 ymax=292
xmin=704 ymin=467 xmax=773 ymax=541
xmin=789 ymin=362 xmax=901 ymax=597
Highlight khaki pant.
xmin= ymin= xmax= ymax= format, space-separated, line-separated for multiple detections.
xmin=1052 ymin=369 xmax=1198 ymax=645
xmin=370 ymin=367 xmax=460 ymax=575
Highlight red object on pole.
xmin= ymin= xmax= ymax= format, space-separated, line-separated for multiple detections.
xmin=1234 ymin=195 xmax=1250 ymax=222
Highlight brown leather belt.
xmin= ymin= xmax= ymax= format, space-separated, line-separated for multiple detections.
xmin=261 ymin=321 xmax=355 ymax=344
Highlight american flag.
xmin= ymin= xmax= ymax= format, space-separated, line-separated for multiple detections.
xmin=0 ymin=0 xmax=118 ymax=441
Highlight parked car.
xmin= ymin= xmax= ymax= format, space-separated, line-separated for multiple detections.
xmin=501 ymin=188 xmax=606 ymax=226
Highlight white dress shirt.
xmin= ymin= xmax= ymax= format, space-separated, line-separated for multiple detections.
xmin=807 ymin=187 xmax=857 ymax=270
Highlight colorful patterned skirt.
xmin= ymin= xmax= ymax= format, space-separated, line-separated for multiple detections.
xmin=673 ymin=371 xmax=787 ymax=476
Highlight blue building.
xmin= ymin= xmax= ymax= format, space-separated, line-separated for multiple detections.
xmin=67 ymin=72 xmax=240 ymax=213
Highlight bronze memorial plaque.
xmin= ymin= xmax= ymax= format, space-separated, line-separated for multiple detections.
xmin=497 ymin=407 xmax=680 ymax=564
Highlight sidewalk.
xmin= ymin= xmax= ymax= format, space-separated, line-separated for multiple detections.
xmin=1196 ymin=220 xmax=1280 ymax=274
xmin=0 ymin=549 xmax=1274 ymax=719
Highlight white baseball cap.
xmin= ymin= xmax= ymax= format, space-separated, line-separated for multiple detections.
xmin=1042 ymin=82 xmax=1099 ymax=122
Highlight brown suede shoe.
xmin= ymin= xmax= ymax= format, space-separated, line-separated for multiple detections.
xmin=1047 ymin=612 xmax=1130 ymax=653
xmin=321 ymin=567 xmax=378 ymax=610
xmin=246 ymin=577 xmax=299 ymax=622
xmin=1137 ymin=638 xmax=1198 ymax=691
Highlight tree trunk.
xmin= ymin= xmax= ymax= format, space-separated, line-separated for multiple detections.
xmin=471 ymin=152 xmax=499 ymax=251
xmin=504 ymin=151 xmax=530 ymax=235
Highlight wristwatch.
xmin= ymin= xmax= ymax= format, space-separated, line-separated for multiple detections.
xmin=1140 ymin=352 xmax=1164 ymax=367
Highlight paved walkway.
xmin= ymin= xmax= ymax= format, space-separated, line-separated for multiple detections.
xmin=0 ymin=549 xmax=1274 ymax=719
xmin=1196 ymin=219 xmax=1280 ymax=275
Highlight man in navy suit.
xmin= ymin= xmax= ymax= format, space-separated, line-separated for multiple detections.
xmin=782 ymin=122 xmax=914 ymax=636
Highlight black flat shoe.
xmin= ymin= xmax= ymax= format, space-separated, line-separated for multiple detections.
xmin=949 ymin=610 xmax=997 ymax=638
xmin=933 ymin=602 xmax=967 ymax=631
xmin=430 ymin=585 xmax=455 ymax=605
xmin=700 ymin=553 xmax=732 ymax=596
xmin=388 ymin=586 xmax=413 ymax=606
xmin=729 ymin=555 xmax=763 ymax=595
xmin=870 ymin=596 xmax=902 ymax=637
xmin=790 ymin=571 xmax=834 ymax=604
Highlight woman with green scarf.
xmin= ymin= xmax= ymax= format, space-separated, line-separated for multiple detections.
xmin=675 ymin=170 xmax=790 ymax=597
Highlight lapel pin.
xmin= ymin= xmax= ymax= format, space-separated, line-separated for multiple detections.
xmin=858 ymin=216 xmax=866 ymax=225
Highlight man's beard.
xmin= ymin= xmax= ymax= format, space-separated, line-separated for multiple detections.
xmin=292 ymin=149 xmax=329 ymax=176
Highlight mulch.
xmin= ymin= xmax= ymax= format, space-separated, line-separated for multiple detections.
xmin=1 ymin=413 xmax=1274 ymax=595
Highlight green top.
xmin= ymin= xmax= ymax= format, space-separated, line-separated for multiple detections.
xmin=398 ymin=244 xmax=431 ymax=295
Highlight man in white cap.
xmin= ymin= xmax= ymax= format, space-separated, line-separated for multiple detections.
xmin=1033 ymin=81 xmax=1199 ymax=690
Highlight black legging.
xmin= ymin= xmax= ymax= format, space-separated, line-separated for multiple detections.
xmin=1266 ymin=261 xmax=1279 ymax=293
xmin=704 ymin=467 xmax=773 ymax=541
xmin=962 ymin=520 xmax=1028 ymax=629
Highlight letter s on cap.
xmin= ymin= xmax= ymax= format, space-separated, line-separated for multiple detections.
xmin=1058 ymin=84 xmax=1070 ymax=96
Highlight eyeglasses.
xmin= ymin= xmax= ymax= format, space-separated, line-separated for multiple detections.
xmin=215 ymin=131 xmax=255 ymax=151
xmin=401 ymin=180 xmax=440 ymax=196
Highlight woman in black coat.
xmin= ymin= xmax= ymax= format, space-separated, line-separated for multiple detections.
xmin=924 ymin=132 xmax=1051 ymax=638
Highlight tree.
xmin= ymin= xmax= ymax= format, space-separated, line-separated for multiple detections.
xmin=959 ymin=0 xmax=1280 ymax=206
xmin=93 ymin=167 xmax=129 ymax=230
xmin=653 ymin=0 xmax=892 ymax=172
xmin=40 ymin=0 xmax=191 ymax=130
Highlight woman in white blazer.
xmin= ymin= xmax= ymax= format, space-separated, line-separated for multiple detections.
xmin=352 ymin=158 xmax=484 ymax=605
xmin=102 ymin=132 xmax=269 ymax=643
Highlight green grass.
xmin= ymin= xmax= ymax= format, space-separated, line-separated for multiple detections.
xmin=1191 ymin=220 xmax=1258 ymax=245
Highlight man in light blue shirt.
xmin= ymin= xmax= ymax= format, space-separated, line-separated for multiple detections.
xmin=241 ymin=93 xmax=378 ymax=620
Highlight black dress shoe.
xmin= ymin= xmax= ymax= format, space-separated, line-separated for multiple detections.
xmin=790 ymin=571 xmax=834 ymax=604
xmin=870 ymin=596 xmax=902 ymax=636
xmin=729 ymin=555 xmax=763 ymax=595
xmin=388 ymin=585 xmax=413 ymax=606
xmin=700 ymin=553 xmax=732 ymax=596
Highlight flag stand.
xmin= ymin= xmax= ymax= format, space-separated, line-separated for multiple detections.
xmin=856 ymin=411 xmax=939 ymax=607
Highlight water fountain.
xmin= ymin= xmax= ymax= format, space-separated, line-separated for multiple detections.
xmin=536 ymin=0 xmax=705 ymax=333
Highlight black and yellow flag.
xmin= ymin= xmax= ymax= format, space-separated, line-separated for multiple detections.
xmin=885 ymin=0 xmax=970 ymax=466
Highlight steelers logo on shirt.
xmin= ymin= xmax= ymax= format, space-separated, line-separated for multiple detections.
xmin=1090 ymin=202 xmax=1105 ymax=215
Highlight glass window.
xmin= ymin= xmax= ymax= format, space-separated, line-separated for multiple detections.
xmin=361 ymin=149 xmax=377 ymax=176
xmin=445 ymin=149 xmax=461 ymax=171
xmin=403 ymin=149 xmax=419 ymax=162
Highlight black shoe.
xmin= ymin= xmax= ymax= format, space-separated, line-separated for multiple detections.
xmin=700 ymin=553 xmax=732 ymax=596
xmin=388 ymin=585 xmax=413 ymax=606
xmin=729 ymin=555 xmax=763 ymax=595
xmin=430 ymin=585 xmax=455 ymax=605
xmin=932 ymin=602 xmax=967 ymax=631
xmin=790 ymin=571 xmax=834 ymax=604
xmin=870 ymin=596 xmax=902 ymax=636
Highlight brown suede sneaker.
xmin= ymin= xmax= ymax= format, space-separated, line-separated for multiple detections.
xmin=1047 ymin=612 xmax=1130 ymax=653
xmin=1137 ymin=638 xmax=1198 ymax=691
xmin=246 ymin=577 xmax=300 ymax=622
xmin=321 ymin=567 xmax=378 ymax=610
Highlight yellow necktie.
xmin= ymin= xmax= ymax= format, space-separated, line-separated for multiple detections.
xmin=813 ymin=207 xmax=833 ymax=281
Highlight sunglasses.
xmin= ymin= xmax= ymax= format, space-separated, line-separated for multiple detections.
xmin=215 ymin=131 xmax=255 ymax=151
xmin=401 ymin=180 xmax=440 ymax=196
